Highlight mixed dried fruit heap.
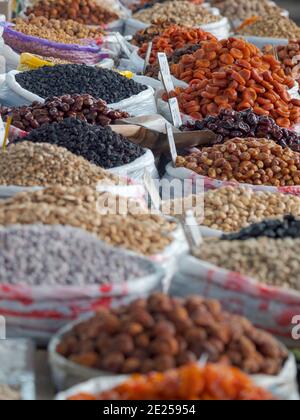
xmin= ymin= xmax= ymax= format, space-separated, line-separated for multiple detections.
xmin=69 ymin=363 xmax=274 ymax=400
xmin=264 ymin=41 xmax=300 ymax=85
xmin=138 ymin=25 xmax=217 ymax=65
xmin=56 ymin=293 xmax=288 ymax=376
xmin=165 ymin=38 xmax=300 ymax=128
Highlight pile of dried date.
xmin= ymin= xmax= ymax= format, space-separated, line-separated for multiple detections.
xmin=0 ymin=95 xmax=129 ymax=132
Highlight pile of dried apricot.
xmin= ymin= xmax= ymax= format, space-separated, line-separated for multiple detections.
xmin=138 ymin=25 xmax=217 ymax=65
xmin=69 ymin=363 xmax=275 ymax=400
xmin=164 ymin=38 xmax=300 ymax=127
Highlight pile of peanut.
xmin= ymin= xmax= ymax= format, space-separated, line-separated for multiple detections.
xmin=133 ymin=1 xmax=221 ymax=27
xmin=176 ymin=138 xmax=300 ymax=187
xmin=0 ymin=142 xmax=120 ymax=188
xmin=195 ymin=237 xmax=300 ymax=291
xmin=212 ymin=0 xmax=285 ymax=25
xmin=236 ymin=15 xmax=300 ymax=39
xmin=164 ymin=187 xmax=300 ymax=232
xmin=11 ymin=15 xmax=103 ymax=45
xmin=0 ymin=186 xmax=176 ymax=256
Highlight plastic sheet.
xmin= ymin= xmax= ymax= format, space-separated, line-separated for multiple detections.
xmin=0 ymin=248 xmax=165 ymax=344
xmin=172 ymin=253 xmax=300 ymax=348
xmin=109 ymin=148 xmax=158 ymax=181
xmin=3 ymin=24 xmax=106 ymax=64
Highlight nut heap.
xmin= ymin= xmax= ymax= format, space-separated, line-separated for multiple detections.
xmin=0 ymin=225 xmax=157 ymax=286
xmin=70 ymin=363 xmax=274 ymax=401
xmin=195 ymin=237 xmax=300 ymax=290
xmin=10 ymin=15 xmax=104 ymax=45
xmin=138 ymin=25 xmax=217 ymax=65
xmin=176 ymin=138 xmax=300 ymax=187
xmin=212 ymin=0 xmax=285 ymax=26
xmin=0 ymin=187 xmax=176 ymax=256
xmin=0 ymin=142 xmax=120 ymax=187
xmin=15 ymin=65 xmax=147 ymax=103
xmin=133 ymin=1 xmax=222 ymax=27
xmin=18 ymin=118 xmax=145 ymax=169
xmin=182 ymin=109 xmax=300 ymax=152
xmin=166 ymin=38 xmax=300 ymax=128
xmin=132 ymin=0 xmax=205 ymax=14
xmin=264 ymin=41 xmax=300 ymax=85
xmin=236 ymin=15 xmax=300 ymax=39
xmin=164 ymin=186 xmax=300 ymax=232
xmin=25 ymin=0 xmax=118 ymax=26
xmin=56 ymin=293 xmax=288 ymax=375
xmin=0 ymin=95 xmax=129 ymax=132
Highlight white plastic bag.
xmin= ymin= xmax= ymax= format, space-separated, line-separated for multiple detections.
xmin=0 ymin=115 xmax=4 ymax=147
xmin=172 ymin=253 xmax=300 ymax=348
xmin=0 ymin=249 xmax=165 ymax=344
xmin=108 ymin=148 xmax=158 ymax=181
xmin=0 ymin=70 xmax=157 ymax=115
xmin=109 ymin=84 xmax=157 ymax=116
xmin=164 ymin=162 xmax=300 ymax=195
xmin=54 ymin=352 xmax=298 ymax=400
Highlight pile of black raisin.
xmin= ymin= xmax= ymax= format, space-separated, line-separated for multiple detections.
xmin=15 ymin=65 xmax=147 ymax=103
xmin=222 ymin=215 xmax=300 ymax=241
xmin=17 ymin=118 xmax=145 ymax=169
xmin=182 ymin=109 xmax=300 ymax=152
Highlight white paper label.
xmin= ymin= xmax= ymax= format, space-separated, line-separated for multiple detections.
xmin=143 ymin=170 xmax=161 ymax=211
xmin=168 ymin=98 xmax=182 ymax=128
xmin=143 ymin=41 xmax=153 ymax=75
xmin=115 ymin=33 xmax=131 ymax=58
xmin=158 ymin=52 xmax=174 ymax=93
xmin=166 ymin=123 xmax=177 ymax=166
xmin=184 ymin=210 xmax=203 ymax=248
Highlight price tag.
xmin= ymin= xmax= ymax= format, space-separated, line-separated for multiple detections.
xmin=114 ymin=33 xmax=131 ymax=59
xmin=168 ymin=97 xmax=182 ymax=128
xmin=166 ymin=123 xmax=177 ymax=166
xmin=183 ymin=210 xmax=203 ymax=250
xmin=158 ymin=52 xmax=174 ymax=94
xmin=143 ymin=41 xmax=153 ymax=75
xmin=143 ymin=170 xmax=161 ymax=211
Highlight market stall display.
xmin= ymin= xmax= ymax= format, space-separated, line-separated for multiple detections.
xmin=0 ymin=0 xmax=300 ymax=401
xmin=0 ymin=95 xmax=129 ymax=131
xmin=64 ymin=363 xmax=275 ymax=400
xmin=55 ymin=293 xmax=288 ymax=375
